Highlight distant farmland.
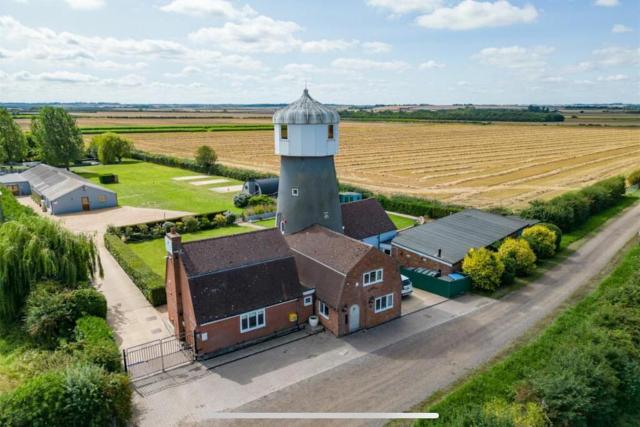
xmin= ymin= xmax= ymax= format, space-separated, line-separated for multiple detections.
xmin=108 ymin=121 xmax=640 ymax=209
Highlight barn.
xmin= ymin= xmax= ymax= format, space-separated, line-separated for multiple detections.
xmin=242 ymin=178 xmax=279 ymax=196
xmin=21 ymin=164 xmax=117 ymax=215
xmin=392 ymin=209 xmax=537 ymax=275
xmin=0 ymin=173 xmax=31 ymax=196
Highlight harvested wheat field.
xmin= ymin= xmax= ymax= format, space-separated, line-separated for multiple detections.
xmin=120 ymin=122 xmax=640 ymax=208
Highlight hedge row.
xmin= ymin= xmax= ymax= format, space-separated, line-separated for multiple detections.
xmin=520 ymin=176 xmax=627 ymax=232
xmin=104 ymin=233 xmax=165 ymax=306
xmin=374 ymin=194 xmax=464 ymax=219
xmin=0 ymin=364 xmax=132 ymax=426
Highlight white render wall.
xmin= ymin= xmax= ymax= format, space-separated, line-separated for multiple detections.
xmin=274 ymin=124 xmax=339 ymax=157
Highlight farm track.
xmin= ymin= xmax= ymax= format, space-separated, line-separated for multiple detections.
xmin=94 ymin=122 xmax=638 ymax=208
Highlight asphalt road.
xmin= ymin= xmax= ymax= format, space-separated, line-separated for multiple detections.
xmin=209 ymin=201 xmax=640 ymax=427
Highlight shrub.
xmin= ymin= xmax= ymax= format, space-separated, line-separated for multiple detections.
xmin=90 ymin=133 xmax=133 ymax=164
xmin=183 ymin=216 xmax=199 ymax=233
xmin=98 ymin=173 xmax=118 ymax=184
xmin=628 ymin=169 xmax=640 ymax=187
xmin=74 ymin=316 xmax=121 ymax=372
xmin=233 ymin=192 xmax=250 ymax=208
xmin=248 ymin=194 xmax=275 ymax=206
xmin=0 ymin=364 xmax=132 ymax=426
xmin=162 ymin=221 xmax=175 ymax=233
xmin=462 ymin=248 xmax=505 ymax=292
xmin=538 ymin=222 xmax=562 ymax=251
xmin=104 ymin=234 xmax=165 ymax=306
xmin=24 ymin=284 xmax=108 ymax=347
xmin=72 ymin=287 xmax=108 ymax=319
xmin=522 ymin=225 xmax=556 ymax=259
xmin=214 ymin=213 xmax=227 ymax=227
xmin=224 ymin=211 xmax=237 ymax=225
xmin=498 ymin=238 xmax=537 ymax=277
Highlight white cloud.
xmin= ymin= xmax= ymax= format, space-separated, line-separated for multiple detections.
xmin=189 ymin=15 xmax=301 ymax=53
xmin=366 ymin=0 xmax=442 ymax=15
xmin=300 ymin=39 xmax=355 ymax=53
xmin=64 ymin=0 xmax=105 ymax=10
xmin=595 ymin=0 xmax=619 ymax=7
xmin=159 ymin=0 xmax=256 ymax=19
xmin=611 ymin=24 xmax=633 ymax=33
xmin=0 ymin=15 xmax=260 ymax=70
xmin=419 ymin=60 xmax=446 ymax=69
xmin=597 ymin=74 xmax=628 ymax=81
xmin=164 ymin=65 xmax=202 ymax=78
xmin=416 ymin=0 xmax=537 ymax=31
xmin=13 ymin=70 xmax=99 ymax=83
xmin=331 ymin=57 xmax=410 ymax=71
xmin=362 ymin=41 xmax=392 ymax=53
xmin=473 ymin=45 xmax=553 ymax=70
xmin=593 ymin=46 xmax=640 ymax=67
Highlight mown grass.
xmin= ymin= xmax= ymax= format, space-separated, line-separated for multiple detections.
xmin=388 ymin=212 xmax=416 ymax=230
xmin=411 ymin=238 xmax=640 ymax=425
xmin=80 ymin=124 xmax=272 ymax=134
xmin=72 ymin=160 xmax=241 ymax=214
xmin=252 ymin=218 xmax=276 ymax=228
xmin=127 ymin=225 xmax=254 ymax=276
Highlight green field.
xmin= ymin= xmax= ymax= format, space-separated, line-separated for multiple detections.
xmin=414 ymin=240 xmax=640 ymax=426
xmin=252 ymin=217 xmax=276 ymax=228
xmin=127 ymin=225 xmax=254 ymax=276
xmin=72 ymin=160 xmax=241 ymax=214
xmin=80 ymin=124 xmax=272 ymax=134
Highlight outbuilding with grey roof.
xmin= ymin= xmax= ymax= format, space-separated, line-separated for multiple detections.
xmin=392 ymin=209 xmax=537 ymax=275
xmin=21 ymin=164 xmax=117 ymax=215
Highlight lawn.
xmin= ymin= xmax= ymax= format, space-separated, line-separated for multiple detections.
xmin=252 ymin=217 xmax=276 ymax=228
xmin=127 ymin=225 xmax=254 ymax=276
xmin=413 ymin=239 xmax=640 ymax=426
xmin=388 ymin=212 xmax=416 ymax=230
xmin=72 ymin=160 xmax=241 ymax=214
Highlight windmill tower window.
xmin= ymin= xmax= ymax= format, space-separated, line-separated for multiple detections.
xmin=281 ymin=125 xmax=288 ymax=140
xmin=328 ymin=125 xmax=334 ymax=140
xmin=291 ymin=187 xmax=299 ymax=197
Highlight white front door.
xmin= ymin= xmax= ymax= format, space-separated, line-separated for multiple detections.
xmin=349 ymin=304 xmax=360 ymax=332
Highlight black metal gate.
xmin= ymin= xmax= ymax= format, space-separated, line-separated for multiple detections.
xmin=122 ymin=335 xmax=194 ymax=380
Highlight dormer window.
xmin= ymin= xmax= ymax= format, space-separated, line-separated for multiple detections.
xmin=328 ymin=125 xmax=334 ymax=140
xmin=281 ymin=125 xmax=288 ymax=140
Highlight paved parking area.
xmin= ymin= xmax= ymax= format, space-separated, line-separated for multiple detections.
xmin=401 ymin=288 xmax=448 ymax=315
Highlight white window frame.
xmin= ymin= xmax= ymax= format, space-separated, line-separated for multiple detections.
xmin=291 ymin=187 xmax=299 ymax=197
xmin=363 ymin=268 xmax=384 ymax=286
xmin=374 ymin=293 xmax=394 ymax=313
xmin=318 ymin=301 xmax=330 ymax=319
xmin=303 ymin=295 xmax=313 ymax=306
xmin=240 ymin=308 xmax=266 ymax=333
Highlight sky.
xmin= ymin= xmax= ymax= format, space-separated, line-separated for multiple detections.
xmin=0 ymin=0 xmax=638 ymax=105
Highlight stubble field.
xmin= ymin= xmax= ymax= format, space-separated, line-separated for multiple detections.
xmin=100 ymin=121 xmax=639 ymax=208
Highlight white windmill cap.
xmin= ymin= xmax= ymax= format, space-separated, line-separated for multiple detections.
xmin=273 ymin=89 xmax=340 ymax=125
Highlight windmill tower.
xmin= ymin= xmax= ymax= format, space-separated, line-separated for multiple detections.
xmin=273 ymin=89 xmax=342 ymax=235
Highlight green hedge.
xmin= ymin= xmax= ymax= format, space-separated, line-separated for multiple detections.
xmin=521 ymin=176 xmax=627 ymax=232
xmin=74 ymin=316 xmax=122 ymax=373
xmin=104 ymin=233 xmax=165 ymax=306
xmin=374 ymin=194 xmax=463 ymax=219
xmin=98 ymin=173 xmax=118 ymax=184
xmin=0 ymin=364 xmax=132 ymax=426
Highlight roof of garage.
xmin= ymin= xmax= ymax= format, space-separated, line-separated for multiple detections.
xmin=392 ymin=209 xmax=537 ymax=265
xmin=21 ymin=164 xmax=115 ymax=201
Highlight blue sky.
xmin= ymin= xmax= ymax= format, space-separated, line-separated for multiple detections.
xmin=0 ymin=0 xmax=638 ymax=104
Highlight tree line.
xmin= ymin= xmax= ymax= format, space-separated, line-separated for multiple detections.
xmin=341 ymin=107 xmax=565 ymax=123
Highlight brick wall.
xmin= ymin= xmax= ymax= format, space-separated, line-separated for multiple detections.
xmin=194 ymin=299 xmax=307 ymax=356
xmin=391 ymin=246 xmax=460 ymax=275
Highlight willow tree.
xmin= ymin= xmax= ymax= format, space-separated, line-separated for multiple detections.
xmin=0 ymin=215 xmax=101 ymax=320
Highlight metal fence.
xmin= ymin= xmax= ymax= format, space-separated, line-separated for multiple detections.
xmin=123 ymin=335 xmax=194 ymax=380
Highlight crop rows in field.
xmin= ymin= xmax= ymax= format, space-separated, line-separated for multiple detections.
xmin=113 ymin=122 xmax=640 ymax=208
xmin=78 ymin=124 xmax=273 ymax=134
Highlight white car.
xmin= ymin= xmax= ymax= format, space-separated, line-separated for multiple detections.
xmin=401 ymin=274 xmax=413 ymax=297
